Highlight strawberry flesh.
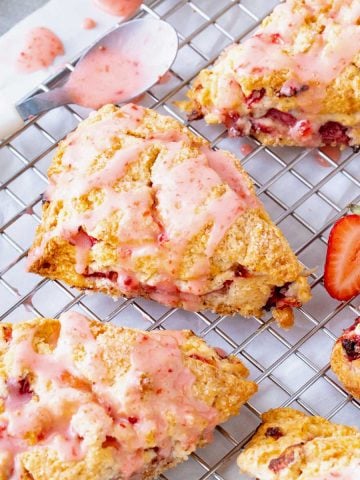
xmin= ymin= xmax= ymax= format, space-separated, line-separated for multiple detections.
xmin=265 ymin=108 xmax=297 ymax=127
xmin=339 ymin=318 xmax=360 ymax=361
xmin=342 ymin=336 xmax=360 ymax=361
xmin=246 ymin=88 xmax=266 ymax=108
xmin=324 ymin=214 xmax=360 ymax=300
xmin=319 ymin=121 xmax=349 ymax=145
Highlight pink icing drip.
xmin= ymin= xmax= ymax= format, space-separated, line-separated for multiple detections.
xmin=231 ymin=0 xmax=360 ymax=84
xmin=16 ymin=27 xmax=64 ymax=73
xmin=0 ymin=312 xmax=219 ymax=478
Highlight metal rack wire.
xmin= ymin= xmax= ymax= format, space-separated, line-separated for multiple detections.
xmin=0 ymin=1 xmax=359 ymax=479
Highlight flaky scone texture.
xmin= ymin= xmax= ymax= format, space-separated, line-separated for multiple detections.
xmin=237 ymin=408 xmax=360 ymax=480
xmin=27 ymin=103 xmax=310 ymax=327
xmin=181 ymin=0 xmax=360 ymax=148
xmin=0 ymin=311 xmax=257 ymax=479
xmin=331 ymin=317 xmax=360 ymax=399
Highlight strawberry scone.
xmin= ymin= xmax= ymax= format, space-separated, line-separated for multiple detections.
xmin=0 ymin=311 xmax=257 ymax=479
xmin=181 ymin=0 xmax=360 ymax=149
xmin=331 ymin=317 xmax=360 ymax=399
xmin=27 ymin=104 xmax=311 ymax=327
xmin=237 ymin=408 xmax=360 ymax=480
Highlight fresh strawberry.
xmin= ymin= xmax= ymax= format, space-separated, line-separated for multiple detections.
xmin=324 ymin=209 xmax=360 ymax=301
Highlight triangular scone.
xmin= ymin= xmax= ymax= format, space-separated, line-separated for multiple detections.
xmin=238 ymin=408 xmax=360 ymax=480
xmin=27 ymin=104 xmax=311 ymax=327
xmin=181 ymin=0 xmax=360 ymax=149
xmin=0 ymin=311 xmax=257 ymax=479
xmin=331 ymin=317 xmax=360 ymax=399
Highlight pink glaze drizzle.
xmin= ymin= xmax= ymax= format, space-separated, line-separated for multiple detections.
xmin=82 ymin=18 xmax=97 ymax=30
xmin=231 ymin=0 xmax=360 ymax=84
xmin=0 ymin=312 xmax=219 ymax=478
xmin=16 ymin=27 xmax=64 ymax=73
xmin=93 ymin=0 xmax=142 ymax=17
xmin=29 ymin=104 xmax=259 ymax=306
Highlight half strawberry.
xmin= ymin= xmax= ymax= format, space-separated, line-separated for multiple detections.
xmin=324 ymin=205 xmax=360 ymax=301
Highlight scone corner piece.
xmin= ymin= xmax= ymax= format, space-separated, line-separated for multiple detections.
xmin=27 ymin=102 xmax=310 ymax=327
xmin=0 ymin=312 xmax=257 ymax=480
xmin=331 ymin=317 xmax=360 ymax=400
xmin=237 ymin=407 xmax=360 ymax=480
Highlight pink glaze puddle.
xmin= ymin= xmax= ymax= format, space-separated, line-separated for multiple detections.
xmin=66 ymin=46 xmax=149 ymax=109
xmin=82 ymin=18 xmax=97 ymax=30
xmin=16 ymin=27 xmax=64 ymax=73
xmin=315 ymin=145 xmax=341 ymax=167
xmin=240 ymin=143 xmax=254 ymax=156
xmin=93 ymin=0 xmax=142 ymax=17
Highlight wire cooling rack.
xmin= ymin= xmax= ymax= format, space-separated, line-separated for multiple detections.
xmin=1 ymin=1 xmax=360 ymax=478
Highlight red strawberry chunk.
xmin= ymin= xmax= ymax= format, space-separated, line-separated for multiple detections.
xmin=324 ymin=214 xmax=360 ymax=300
xmin=319 ymin=121 xmax=349 ymax=145
xmin=342 ymin=335 xmax=360 ymax=361
xmin=265 ymin=108 xmax=297 ymax=127
xmin=85 ymin=271 xmax=118 ymax=282
xmin=18 ymin=377 xmax=32 ymax=395
xmin=69 ymin=226 xmax=97 ymax=248
xmin=246 ymin=88 xmax=266 ymax=108
xmin=102 ymin=436 xmax=121 ymax=449
xmin=292 ymin=120 xmax=312 ymax=138
xmin=128 ymin=416 xmax=138 ymax=425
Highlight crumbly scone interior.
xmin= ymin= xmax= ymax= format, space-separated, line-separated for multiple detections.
xmin=27 ymin=103 xmax=310 ymax=324
xmin=182 ymin=0 xmax=360 ymax=148
xmin=0 ymin=312 xmax=257 ymax=479
xmin=237 ymin=407 xmax=360 ymax=480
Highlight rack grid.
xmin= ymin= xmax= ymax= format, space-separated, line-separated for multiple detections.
xmin=0 ymin=1 xmax=359 ymax=479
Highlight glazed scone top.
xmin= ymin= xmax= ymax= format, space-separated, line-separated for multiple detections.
xmin=233 ymin=0 xmax=360 ymax=83
xmin=197 ymin=0 xmax=360 ymax=117
xmin=0 ymin=312 xmax=256 ymax=479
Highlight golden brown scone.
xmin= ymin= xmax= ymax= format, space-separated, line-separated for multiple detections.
xmin=331 ymin=317 xmax=360 ymax=399
xmin=180 ymin=0 xmax=360 ymax=149
xmin=237 ymin=408 xmax=360 ymax=479
xmin=27 ymin=103 xmax=310 ymax=327
xmin=0 ymin=311 xmax=257 ymax=479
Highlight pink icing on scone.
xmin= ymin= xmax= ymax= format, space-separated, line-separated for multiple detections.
xmin=0 ymin=312 xmax=256 ymax=478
